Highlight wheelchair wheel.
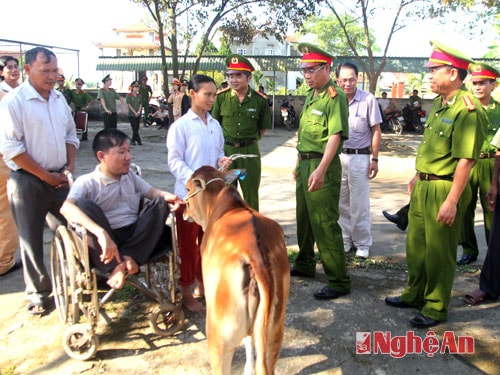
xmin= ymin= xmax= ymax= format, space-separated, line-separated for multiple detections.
xmin=150 ymin=304 xmax=184 ymax=336
xmin=62 ymin=324 xmax=98 ymax=361
xmin=50 ymin=232 xmax=69 ymax=323
xmin=57 ymin=227 xmax=81 ymax=324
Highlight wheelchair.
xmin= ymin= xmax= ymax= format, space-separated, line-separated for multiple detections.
xmin=50 ymin=208 xmax=184 ymax=360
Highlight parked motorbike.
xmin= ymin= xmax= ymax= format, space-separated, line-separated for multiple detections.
xmin=414 ymin=109 xmax=426 ymax=134
xmin=145 ymin=96 xmax=168 ymax=127
xmin=385 ymin=111 xmax=403 ymax=136
xmin=280 ymin=101 xmax=296 ymax=131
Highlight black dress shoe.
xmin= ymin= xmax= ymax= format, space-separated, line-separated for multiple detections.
xmin=410 ymin=313 xmax=440 ymax=328
xmin=313 ymin=286 xmax=349 ymax=300
xmin=457 ymin=254 xmax=477 ymax=265
xmin=290 ymin=268 xmax=313 ymax=278
xmin=382 ymin=210 xmax=407 ymax=231
xmin=385 ymin=295 xmax=412 ymax=308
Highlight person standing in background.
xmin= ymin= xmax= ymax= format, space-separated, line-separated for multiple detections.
xmin=0 ymin=55 xmax=21 ymax=276
xmin=55 ymin=74 xmax=72 ymax=105
xmin=126 ymin=81 xmax=143 ymax=146
xmin=69 ymin=78 xmax=93 ymax=141
xmin=457 ymin=63 xmax=500 ymax=265
xmin=139 ymin=76 xmax=153 ymax=127
xmin=97 ymin=74 xmax=127 ymax=130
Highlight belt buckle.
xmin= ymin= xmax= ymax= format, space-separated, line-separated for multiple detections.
xmin=234 ymin=142 xmax=241 ymax=148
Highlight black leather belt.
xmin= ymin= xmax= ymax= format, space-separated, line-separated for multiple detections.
xmin=299 ymin=152 xmax=323 ymax=160
xmin=417 ymin=173 xmax=453 ymax=181
xmin=18 ymin=166 xmax=66 ymax=174
xmin=342 ymin=147 xmax=371 ymax=155
xmin=225 ymin=140 xmax=257 ymax=148
xmin=479 ymin=152 xmax=496 ymax=159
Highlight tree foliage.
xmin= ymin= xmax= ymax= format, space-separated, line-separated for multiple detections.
xmin=131 ymin=0 xmax=324 ymax=97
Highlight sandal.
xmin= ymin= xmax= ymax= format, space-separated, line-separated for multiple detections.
xmin=463 ymin=289 xmax=490 ymax=306
xmin=27 ymin=300 xmax=46 ymax=316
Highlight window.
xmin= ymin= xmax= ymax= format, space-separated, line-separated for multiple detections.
xmin=236 ymin=48 xmax=247 ymax=56
xmin=264 ymin=48 xmax=275 ymax=56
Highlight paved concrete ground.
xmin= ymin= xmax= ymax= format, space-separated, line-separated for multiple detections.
xmin=0 ymin=122 xmax=498 ymax=375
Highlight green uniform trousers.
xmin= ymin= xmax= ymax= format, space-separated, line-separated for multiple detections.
xmin=402 ymin=179 xmax=471 ymax=321
xmin=224 ymin=143 xmax=261 ymax=211
xmin=460 ymin=158 xmax=494 ymax=257
xmin=294 ymin=156 xmax=351 ymax=293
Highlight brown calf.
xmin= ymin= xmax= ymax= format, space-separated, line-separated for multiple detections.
xmin=183 ymin=166 xmax=290 ymax=375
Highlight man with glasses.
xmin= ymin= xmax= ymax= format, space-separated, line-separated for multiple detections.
xmin=211 ymin=54 xmax=271 ymax=211
xmin=336 ymin=62 xmax=382 ymax=259
xmin=385 ymin=41 xmax=488 ymax=328
xmin=290 ymin=43 xmax=351 ymax=301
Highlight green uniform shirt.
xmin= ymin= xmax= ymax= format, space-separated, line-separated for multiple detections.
xmin=70 ymin=90 xmax=93 ymax=112
xmin=416 ymin=87 xmax=488 ymax=176
xmin=482 ymin=99 xmax=500 ymax=153
xmin=297 ymin=79 xmax=349 ymax=154
xmin=126 ymin=94 xmax=142 ymax=116
xmin=139 ymin=84 xmax=153 ymax=105
xmin=97 ymin=88 xmax=121 ymax=112
xmin=211 ymin=87 xmax=272 ymax=142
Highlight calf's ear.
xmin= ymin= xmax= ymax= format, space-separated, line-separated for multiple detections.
xmin=224 ymin=169 xmax=247 ymax=184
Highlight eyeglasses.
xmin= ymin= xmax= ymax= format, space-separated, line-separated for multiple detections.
xmin=301 ymin=65 xmax=325 ymax=75
xmin=337 ymin=78 xmax=357 ymax=85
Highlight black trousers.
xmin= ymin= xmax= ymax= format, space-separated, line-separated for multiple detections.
xmin=129 ymin=116 xmax=142 ymax=145
xmin=480 ymin=194 xmax=500 ymax=298
xmin=76 ymin=198 xmax=172 ymax=274
xmin=103 ymin=112 xmax=118 ymax=129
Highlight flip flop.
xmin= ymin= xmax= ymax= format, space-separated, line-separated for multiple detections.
xmin=27 ymin=300 xmax=46 ymax=316
xmin=463 ymin=289 xmax=490 ymax=306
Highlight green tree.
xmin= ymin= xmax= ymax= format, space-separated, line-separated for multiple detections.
xmin=299 ymin=14 xmax=377 ymax=57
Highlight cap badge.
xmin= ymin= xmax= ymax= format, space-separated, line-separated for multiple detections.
xmin=231 ymin=57 xmax=239 ymax=64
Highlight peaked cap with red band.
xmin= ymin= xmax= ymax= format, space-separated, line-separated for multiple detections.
xmin=226 ymin=54 xmax=254 ymax=74
xmin=172 ymin=78 xmax=182 ymax=86
xmin=424 ymin=40 xmax=473 ymax=71
xmin=469 ymin=62 xmax=500 ymax=81
xmin=298 ymin=43 xmax=334 ymax=68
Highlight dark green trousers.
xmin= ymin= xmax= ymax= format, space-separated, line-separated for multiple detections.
xmin=224 ymin=143 xmax=261 ymax=211
xmin=294 ymin=156 xmax=351 ymax=293
xmin=460 ymin=158 xmax=494 ymax=257
xmin=402 ymin=179 xmax=471 ymax=321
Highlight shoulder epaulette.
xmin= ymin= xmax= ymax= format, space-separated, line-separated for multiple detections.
xmin=217 ymin=87 xmax=231 ymax=95
xmin=255 ymin=90 xmax=268 ymax=100
xmin=462 ymin=95 xmax=477 ymax=111
xmin=328 ymin=86 xmax=337 ymax=99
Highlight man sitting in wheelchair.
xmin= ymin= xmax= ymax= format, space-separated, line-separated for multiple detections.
xmin=60 ymin=129 xmax=181 ymax=289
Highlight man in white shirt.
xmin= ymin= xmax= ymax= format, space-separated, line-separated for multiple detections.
xmin=336 ymin=62 xmax=382 ymax=259
xmin=0 ymin=47 xmax=79 ymax=315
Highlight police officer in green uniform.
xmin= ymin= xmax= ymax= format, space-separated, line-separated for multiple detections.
xmin=211 ymin=54 xmax=271 ymax=211
xmin=70 ymin=78 xmax=94 ymax=141
xmin=139 ymin=76 xmax=153 ymax=127
xmin=289 ymin=43 xmax=351 ymax=300
xmin=457 ymin=63 xmax=500 ymax=265
xmin=386 ymin=41 xmax=488 ymax=327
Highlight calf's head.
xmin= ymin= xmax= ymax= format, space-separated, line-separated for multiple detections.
xmin=183 ymin=166 xmax=245 ymax=230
